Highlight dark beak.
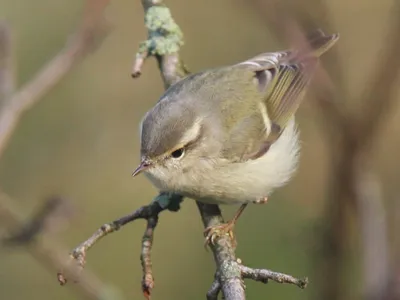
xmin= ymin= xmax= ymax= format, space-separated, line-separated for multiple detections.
xmin=132 ymin=160 xmax=151 ymax=177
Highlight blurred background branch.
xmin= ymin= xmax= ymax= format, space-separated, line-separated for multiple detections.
xmin=0 ymin=193 xmax=123 ymax=300
xmin=0 ymin=0 xmax=110 ymax=157
xmin=0 ymin=22 xmax=14 ymax=104
xmin=0 ymin=0 xmax=125 ymax=299
xmin=247 ymin=1 xmax=400 ymax=300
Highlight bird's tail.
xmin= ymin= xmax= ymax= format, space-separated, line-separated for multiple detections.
xmin=265 ymin=29 xmax=339 ymax=132
xmin=303 ymin=29 xmax=340 ymax=57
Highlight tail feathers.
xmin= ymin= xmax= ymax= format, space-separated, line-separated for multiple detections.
xmin=266 ymin=30 xmax=339 ymax=129
xmin=236 ymin=29 xmax=339 ymax=71
xmin=302 ymin=29 xmax=340 ymax=58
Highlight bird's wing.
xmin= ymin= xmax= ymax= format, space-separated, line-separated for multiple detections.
xmin=228 ymin=30 xmax=339 ymax=162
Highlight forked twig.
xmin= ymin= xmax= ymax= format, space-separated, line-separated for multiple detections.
xmin=240 ymin=265 xmax=308 ymax=288
xmin=59 ymin=192 xmax=183 ymax=299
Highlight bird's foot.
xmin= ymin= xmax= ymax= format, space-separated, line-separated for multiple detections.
xmin=203 ymin=203 xmax=249 ymax=249
xmin=204 ymin=220 xmax=237 ymax=249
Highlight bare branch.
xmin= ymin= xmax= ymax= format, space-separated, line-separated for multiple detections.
xmin=132 ymin=0 xmax=188 ymax=87
xmin=196 ymin=202 xmax=246 ymax=300
xmin=59 ymin=192 xmax=183 ymax=299
xmin=0 ymin=0 xmax=110 ymax=158
xmin=0 ymin=192 xmax=124 ymax=300
xmin=0 ymin=1 xmax=122 ymax=299
xmin=0 ymin=22 xmax=14 ymax=104
xmin=3 ymin=196 xmax=74 ymax=245
xmin=240 ymin=265 xmax=308 ymax=288
xmin=141 ymin=214 xmax=158 ymax=300
xmin=356 ymin=3 xmax=400 ymax=146
xmin=66 ymin=201 xmax=163 ymax=270
xmin=355 ymin=166 xmax=389 ymax=299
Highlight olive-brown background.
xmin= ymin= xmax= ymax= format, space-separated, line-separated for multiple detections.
xmin=0 ymin=0 xmax=399 ymax=299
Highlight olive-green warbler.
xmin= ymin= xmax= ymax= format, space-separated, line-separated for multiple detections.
xmin=133 ymin=29 xmax=339 ymax=243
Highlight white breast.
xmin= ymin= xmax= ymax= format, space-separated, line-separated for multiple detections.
xmin=184 ymin=118 xmax=300 ymax=204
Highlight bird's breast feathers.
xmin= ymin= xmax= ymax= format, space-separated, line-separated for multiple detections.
xmin=168 ymin=118 xmax=300 ymax=204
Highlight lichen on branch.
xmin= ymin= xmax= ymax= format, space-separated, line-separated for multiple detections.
xmin=132 ymin=0 xmax=185 ymax=79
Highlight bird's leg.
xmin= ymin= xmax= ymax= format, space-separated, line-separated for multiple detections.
xmin=204 ymin=203 xmax=248 ymax=248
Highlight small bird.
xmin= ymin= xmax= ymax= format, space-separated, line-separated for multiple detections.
xmin=133 ymin=30 xmax=339 ymax=245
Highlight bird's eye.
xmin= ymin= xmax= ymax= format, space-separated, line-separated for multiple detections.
xmin=171 ymin=148 xmax=185 ymax=159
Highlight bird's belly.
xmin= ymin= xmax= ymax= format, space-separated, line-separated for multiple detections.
xmin=185 ymin=165 xmax=280 ymax=205
xmin=181 ymin=119 xmax=300 ymax=205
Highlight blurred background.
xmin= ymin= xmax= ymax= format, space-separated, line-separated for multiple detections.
xmin=0 ymin=0 xmax=399 ymax=299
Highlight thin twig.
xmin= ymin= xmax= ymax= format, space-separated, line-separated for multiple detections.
xmin=132 ymin=0 xmax=187 ymax=87
xmin=66 ymin=201 xmax=163 ymax=270
xmin=141 ymin=214 xmax=158 ymax=300
xmin=240 ymin=265 xmax=308 ymax=288
xmin=60 ymin=201 xmax=163 ymax=297
xmin=60 ymin=192 xmax=183 ymax=299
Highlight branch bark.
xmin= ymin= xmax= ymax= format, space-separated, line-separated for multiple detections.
xmin=196 ymin=203 xmax=246 ymax=300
